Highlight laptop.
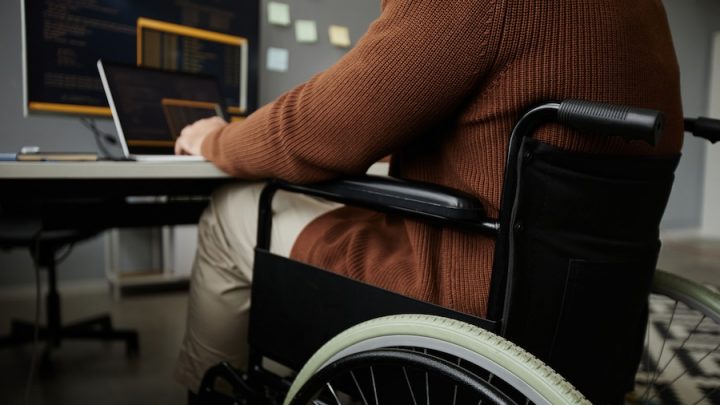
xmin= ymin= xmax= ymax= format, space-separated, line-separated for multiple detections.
xmin=98 ymin=60 xmax=230 ymax=162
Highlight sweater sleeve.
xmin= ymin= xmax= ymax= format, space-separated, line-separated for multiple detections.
xmin=202 ymin=0 xmax=502 ymax=183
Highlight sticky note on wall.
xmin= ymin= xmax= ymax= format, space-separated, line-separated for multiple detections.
xmin=268 ymin=2 xmax=291 ymax=26
xmin=328 ymin=25 xmax=351 ymax=48
xmin=295 ymin=20 xmax=318 ymax=43
xmin=266 ymin=47 xmax=289 ymax=72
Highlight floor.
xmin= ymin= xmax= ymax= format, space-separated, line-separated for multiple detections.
xmin=658 ymin=236 xmax=720 ymax=287
xmin=0 ymin=237 xmax=718 ymax=405
xmin=0 ymin=289 xmax=189 ymax=405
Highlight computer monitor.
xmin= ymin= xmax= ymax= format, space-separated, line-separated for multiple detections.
xmin=22 ymin=0 xmax=259 ymax=118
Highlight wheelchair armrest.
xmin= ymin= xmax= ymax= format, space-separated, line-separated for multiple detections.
xmin=270 ymin=175 xmax=497 ymax=231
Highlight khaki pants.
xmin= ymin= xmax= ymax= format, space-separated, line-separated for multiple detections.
xmin=174 ymin=182 xmax=339 ymax=392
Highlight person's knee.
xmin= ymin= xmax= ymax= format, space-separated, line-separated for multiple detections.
xmin=210 ymin=182 xmax=266 ymax=223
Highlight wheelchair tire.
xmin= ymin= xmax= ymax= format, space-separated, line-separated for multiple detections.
xmin=283 ymin=314 xmax=589 ymax=405
xmin=631 ymin=270 xmax=720 ymax=404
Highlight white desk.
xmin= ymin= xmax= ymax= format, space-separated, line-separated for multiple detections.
xmin=0 ymin=161 xmax=232 ymax=202
xmin=0 ymin=160 xmax=227 ymax=179
xmin=0 ymin=160 xmax=390 ymax=178
xmin=0 ymin=161 xmax=235 ymax=293
xmin=0 ymin=160 xmax=237 ymax=231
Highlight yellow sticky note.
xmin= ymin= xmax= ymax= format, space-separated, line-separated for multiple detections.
xmin=268 ymin=2 xmax=291 ymax=26
xmin=328 ymin=25 xmax=351 ymax=48
xmin=295 ymin=20 xmax=318 ymax=43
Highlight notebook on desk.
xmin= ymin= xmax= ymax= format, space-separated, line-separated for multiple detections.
xmin=98 ymin=60 xmax=229 ymax=162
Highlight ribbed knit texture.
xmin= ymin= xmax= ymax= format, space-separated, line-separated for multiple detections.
xmin=202 ymin=0 xmax=683 ymax=317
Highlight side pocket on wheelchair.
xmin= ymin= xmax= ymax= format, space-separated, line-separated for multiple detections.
xmin=551 ymin=258 xmax=655 ymax=397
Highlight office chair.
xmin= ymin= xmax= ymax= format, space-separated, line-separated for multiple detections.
xmin=0 ymin=217 xmax=139 ymax=358
xmin=199 ymin=100 xmax=720 ymax=404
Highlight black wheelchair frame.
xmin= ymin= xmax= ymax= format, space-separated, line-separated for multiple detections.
xmin=198 ymin=100 xmax=720 ymax=405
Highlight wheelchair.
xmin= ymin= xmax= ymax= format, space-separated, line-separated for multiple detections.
xmin=197 ymin=100 xmax=720 ymax=405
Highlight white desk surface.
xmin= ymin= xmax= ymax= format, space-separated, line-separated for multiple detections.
xmin=0 ymin=161 xmax=390 ymax=180
xmin=0 ymin=161 xmax=229 ymax=179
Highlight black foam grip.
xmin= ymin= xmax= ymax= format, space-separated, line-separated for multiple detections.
xmin=685 ymin=117 xmax=720 ymax=144
xmin=558 ymin=100 xmax=664 ymax=146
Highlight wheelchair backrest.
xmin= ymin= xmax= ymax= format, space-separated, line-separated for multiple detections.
xmin=500 ymin=137 xmax=678 ymax=403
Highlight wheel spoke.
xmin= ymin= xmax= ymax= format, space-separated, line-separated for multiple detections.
xmin=325 ymin=383 xmax=342 ymax=405
xmin=634 ymin=274 xmax=720 ymax=405
xmin=403 ymin=366 xmax=419 ymax=405
xmin=425 ymin=370 xmax=429 ymax=405
xmin=648 ymin=339 xmax=720 ymax=403
xmin=655 ymin=314 xmax=706 ymax=379
xmin=350 ymin=370 xmax=369 ymax=405
xmin=453 ymin=358 xmax=460 ymax=405
xmin=646 ymin=313 xmax=708 ymax=403
xmin=370 ymin=366 xmax=379 ymax=405
xmin=640 ymin=316 xmax=653 ymax=401
xmin=692 ymin=384 xmax=719 ymax=405
xmin=642 ymin=299 xmax=679 ymax=402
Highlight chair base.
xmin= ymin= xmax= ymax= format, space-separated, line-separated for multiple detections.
xmin=0 ymin=314 xmax=140 ymax=357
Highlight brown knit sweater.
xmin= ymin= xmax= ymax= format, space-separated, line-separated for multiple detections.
xmin=201 ymin=0 xmax=683 ymax=317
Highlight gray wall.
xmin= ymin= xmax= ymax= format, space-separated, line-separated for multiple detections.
xmin=258 ymin=0 xmax=380 ymax=103
xmin=661 ymin=0 xmax=720 ymax=229
xmin=0 ymin=0 xmax=717 ymax=287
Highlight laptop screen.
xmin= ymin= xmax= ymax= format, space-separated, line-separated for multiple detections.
xmin=98 ymin=60 xmax=228 ymax=156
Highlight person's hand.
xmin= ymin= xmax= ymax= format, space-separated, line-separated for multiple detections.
xmin=175 ymin=116 xmax=228 ymax=155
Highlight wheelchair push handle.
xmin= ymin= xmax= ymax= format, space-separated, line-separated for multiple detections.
xmin=558 ymin=99 xmax=664 ymax=146
xmin=684 ymin=117 xmax=720 ymax=143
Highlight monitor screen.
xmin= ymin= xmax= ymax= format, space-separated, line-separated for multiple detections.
xmin=22 ymin=0 xmax=259 ymax=118
xmin=99 ymin=61 xmax=226 ymax=156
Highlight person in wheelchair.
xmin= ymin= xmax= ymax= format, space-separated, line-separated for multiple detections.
xmin=173 ymin=0 xmax=684 ymax=401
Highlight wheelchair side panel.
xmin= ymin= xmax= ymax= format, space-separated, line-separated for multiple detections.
xmin=249 ymin=249 xmax=497 ymax=370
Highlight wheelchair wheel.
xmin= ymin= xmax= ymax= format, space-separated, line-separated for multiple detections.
xmin=632 ymin=270 xmax=720 ymax=404
xmin=283 ymin=314 xmax=589 ymax=405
